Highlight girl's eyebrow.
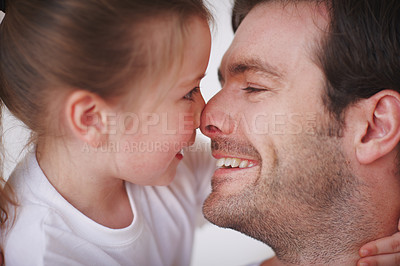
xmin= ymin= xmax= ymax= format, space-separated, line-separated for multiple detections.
xmin=196 ymin=73 xmax=207 ymax=81
xmin=180 ymin=73 xmax=207 ymax=88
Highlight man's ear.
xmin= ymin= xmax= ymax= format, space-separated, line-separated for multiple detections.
xmin=65 ymin=90 xmax=109 ymax=147
xmin=355 ymin=90 xmax=400 ymax=164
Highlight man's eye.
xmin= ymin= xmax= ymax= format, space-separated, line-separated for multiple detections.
xmin=242 ymin=87 xmax=269 ymax=93
xmin=183 ymin=87 xmax=200 ymax=101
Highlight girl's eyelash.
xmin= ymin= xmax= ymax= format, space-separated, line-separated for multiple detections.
xmin=242 ymin=87 xmax=268 ymax=93
xmin=184 ymin=86 xmax=200 ymax=101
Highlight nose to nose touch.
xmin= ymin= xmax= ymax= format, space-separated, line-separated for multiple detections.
xmin=194 ymin=113 xmax=201 ymax=129
xmin=194 ymin=95 xmax=206 ymax=129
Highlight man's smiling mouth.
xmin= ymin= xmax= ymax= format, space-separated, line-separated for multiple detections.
xmin=216 ymin=157 xmax=257 ymax=169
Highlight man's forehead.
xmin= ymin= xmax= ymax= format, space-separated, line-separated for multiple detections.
xmin=242 ymin=1 xmax=330 ymax=26
xmin=219 ymin=1 xmax=329 ymax=78
xmin=236 ymin=1 xmax=329 ymax=43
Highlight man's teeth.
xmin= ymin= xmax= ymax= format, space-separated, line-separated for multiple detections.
xmin=216 ymin=158 xmax=255 ymax=169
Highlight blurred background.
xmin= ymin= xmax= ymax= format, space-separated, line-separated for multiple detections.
xmin=0 ymin=0 xmax=274 ymax=265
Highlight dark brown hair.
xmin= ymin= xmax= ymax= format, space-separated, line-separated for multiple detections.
xmin=232 ymin=0 xmax=400 ymax=123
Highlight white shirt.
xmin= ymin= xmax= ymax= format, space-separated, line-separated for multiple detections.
xmin=4 ymin=138 xmax=215 ymax=266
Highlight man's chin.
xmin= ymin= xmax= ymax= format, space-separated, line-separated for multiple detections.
xmin=202 ymin=192 xmax=232 ymax=228
xmin=202 ymin=188 xmax=250 ymax=229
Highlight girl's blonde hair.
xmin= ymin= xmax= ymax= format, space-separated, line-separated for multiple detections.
xmin=0 ymin=0 xmax=211 ymax=135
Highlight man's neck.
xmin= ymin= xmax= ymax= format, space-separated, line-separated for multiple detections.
xmin=261 ymin=254 xmax=358 ymax=266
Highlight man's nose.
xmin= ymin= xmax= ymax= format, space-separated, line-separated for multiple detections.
xmin=200 ymin=91 xmax=236 ymax=137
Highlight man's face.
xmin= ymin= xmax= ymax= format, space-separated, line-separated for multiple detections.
xmin=200 ymin=1 xmax=369 ymax=261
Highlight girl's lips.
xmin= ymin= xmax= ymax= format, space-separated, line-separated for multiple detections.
xmin=175 ymin=149 xmax=184 ymax=160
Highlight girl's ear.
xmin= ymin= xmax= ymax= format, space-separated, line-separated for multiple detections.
xmin=355 ymin=90 xmax=400 ymax=164
xmin=65 ymin=90 xmax=109 ymax=147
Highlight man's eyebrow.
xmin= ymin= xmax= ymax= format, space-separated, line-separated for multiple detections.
xmin=228 ymin=59 xmax=284 ymax=79
xmin=217 ymin=68 xmax=224 ymax=84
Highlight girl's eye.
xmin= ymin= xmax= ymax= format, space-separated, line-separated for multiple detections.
xmin=242 ymin=87 xmax=269 ymax=93
xmin=183 ymin=86 xmax=200 ymax=101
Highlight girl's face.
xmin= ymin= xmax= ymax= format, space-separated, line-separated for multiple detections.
xmin=108 ymin=17 xmax=211 ymax=186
